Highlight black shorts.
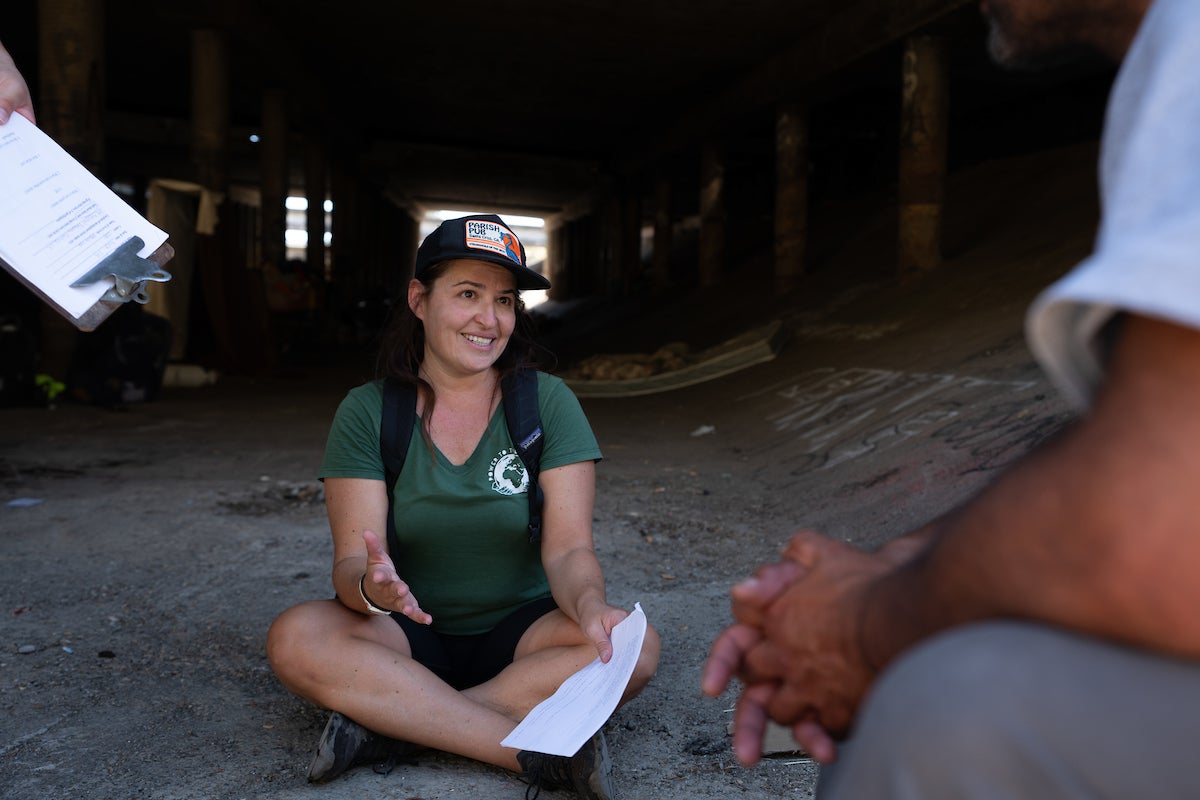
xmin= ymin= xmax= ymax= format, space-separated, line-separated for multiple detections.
xmin=394 ymin=596 xmax=559 ymax=690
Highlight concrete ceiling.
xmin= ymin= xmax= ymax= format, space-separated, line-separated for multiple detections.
xmin=8 ymin=0 xmax=1113 ymax=218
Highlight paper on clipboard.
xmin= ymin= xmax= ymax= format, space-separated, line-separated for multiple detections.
xmin=502 ymin=602 xmax=647 ymax=757
xmin=0 ymin=113 xmax=168 ymax=321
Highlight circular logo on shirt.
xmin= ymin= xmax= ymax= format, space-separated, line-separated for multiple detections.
xmin=489 ymin=449 xmax=529 ymax=496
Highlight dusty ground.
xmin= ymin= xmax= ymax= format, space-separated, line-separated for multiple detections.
xmin=1 ymin=144 xmax=1094 ymax=799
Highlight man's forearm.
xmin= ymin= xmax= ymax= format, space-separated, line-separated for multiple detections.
xmin=859 ymin=315 xmax=1200 ymax=669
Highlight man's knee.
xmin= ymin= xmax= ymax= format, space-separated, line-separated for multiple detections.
xmin=819 ymin=623 xmax=1059 ymax=798
xmin=858 ymin=622 xmax=1048 ymax=740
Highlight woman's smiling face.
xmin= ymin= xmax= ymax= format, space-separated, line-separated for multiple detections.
xmin=410 ymin=258 xmax=518 ymax=379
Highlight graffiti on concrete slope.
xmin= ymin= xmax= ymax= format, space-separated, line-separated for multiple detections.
xmin=741 ymin=367 xmax=1069 ymax=475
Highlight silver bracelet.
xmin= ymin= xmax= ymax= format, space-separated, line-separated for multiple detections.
xmin=358 ymin=574 xmax=393 ymax=616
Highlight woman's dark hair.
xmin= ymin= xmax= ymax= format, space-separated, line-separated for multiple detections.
xmin=373 ymin=261 xmax=547 ymax=436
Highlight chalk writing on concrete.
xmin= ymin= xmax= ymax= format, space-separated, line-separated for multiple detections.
xmin=741 ymin=367 xmax=1069 ymax=475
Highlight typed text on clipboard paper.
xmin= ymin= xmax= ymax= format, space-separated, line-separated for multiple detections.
xmin=0 ymin=113 xmax=167 ymax=319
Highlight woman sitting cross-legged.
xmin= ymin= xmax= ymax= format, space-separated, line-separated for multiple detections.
xmin=266 ymin=214 xmax=660 ymax=799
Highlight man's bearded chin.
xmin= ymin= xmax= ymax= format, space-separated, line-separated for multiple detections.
xmin=987 ymin=17 xmax=1095 ymax=71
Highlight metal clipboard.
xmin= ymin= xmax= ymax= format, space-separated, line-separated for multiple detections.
xmin=2 ymin=236 xmax=175 ymax=332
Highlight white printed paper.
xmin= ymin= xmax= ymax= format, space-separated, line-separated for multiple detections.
xmin=502 ymin=602 xmax=647 ymax=757
xmin=0 ymin=113 xmax=168 ymax=318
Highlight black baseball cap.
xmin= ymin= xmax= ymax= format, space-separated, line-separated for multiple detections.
xmin=414 ymin=214 xmax=551 ymax=290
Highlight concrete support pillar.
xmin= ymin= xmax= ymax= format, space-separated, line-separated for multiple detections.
xmin=399 ymin=211 xmax=420 ymax=285
xmin=190 ymin=29 xmax=278 ymax=373
xmin=260 ymin=88 xmax=289 ymax=271
xmin=601 ymin=190 xmax=622 ymax=293
xmin=619 ymin=187 xmax=642 ymax=295
xmin=898 ymin=34 xmax=949 ymax=279
xmin=37 ymin=0 xmax=105 ymax=171
xmin=184 ymin=28 xmax=233 ymax=367
xmin=774 ymin=102 xmax=808 ymax=291
xmin=329 ymin=165 xmax=357 ymax=287
xmin=698 ymin=141 xmax=726 ymax=288
xmin=304 ymin=137 xmax=327 ymax=280
xmin=651 ymin=175 xmax=672 ymax=290
xmin=546 ymin=221 xmax=567 ymax=301
xmin=190 ymin=29 xmax=229 ymax=191
xmin=36 ymin=0 xmax=105 ymax=380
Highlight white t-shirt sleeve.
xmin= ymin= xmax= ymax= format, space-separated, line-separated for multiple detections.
xmin=1026 ymin=0 xmax=1200 ymax=409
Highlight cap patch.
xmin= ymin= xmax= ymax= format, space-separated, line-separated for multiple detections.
xmin=464 ymin=220 xmax=522 ymax=265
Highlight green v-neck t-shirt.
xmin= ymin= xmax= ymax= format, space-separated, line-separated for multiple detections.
xmin=319 ymin=372 xmax=602 ymax=634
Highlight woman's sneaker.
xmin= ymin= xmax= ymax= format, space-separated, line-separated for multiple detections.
xmin=516 ymin=730 xmax=615 ymax=799
xmin=306 ymin=711 xmax=416 ymax=783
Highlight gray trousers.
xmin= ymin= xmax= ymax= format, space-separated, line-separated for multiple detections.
xmin=817 ymin=622 xmax=1200 ymax=799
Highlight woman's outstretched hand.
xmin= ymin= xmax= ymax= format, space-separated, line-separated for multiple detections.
xmin=361 ymin=529 xmax=433 ymax=624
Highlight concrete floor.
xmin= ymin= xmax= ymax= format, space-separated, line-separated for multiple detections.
xmin=0 ymin=144 xmax=1090 ymax=799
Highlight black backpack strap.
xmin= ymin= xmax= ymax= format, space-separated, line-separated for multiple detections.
xmin=501 ymin=368 xmax=545 ymax=544
xmin=380 ymin=377 xmax=417 ymax=557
